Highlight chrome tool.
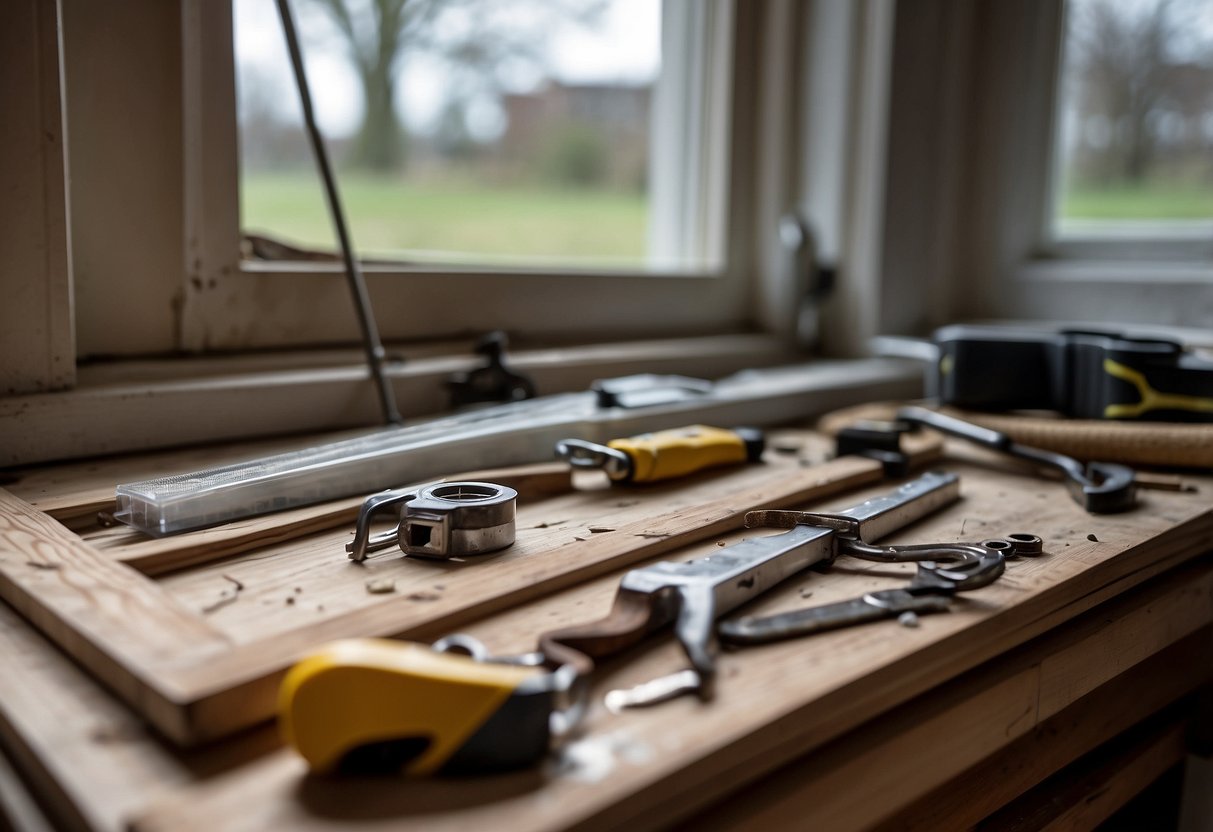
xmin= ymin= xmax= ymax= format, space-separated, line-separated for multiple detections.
xmin=718 ymin=534 xmax=1039 ymax=644
xmin=346 ymin=481 xmax=517 ymax=562
xmin=895 ymin=406 xmax=1137 ymax=513
xmin=534 ymin=471 xmax=997 ymax=710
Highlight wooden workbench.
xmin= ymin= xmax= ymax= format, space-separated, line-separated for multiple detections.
xmin=0 ymin=426 xmax=1210 ymax=831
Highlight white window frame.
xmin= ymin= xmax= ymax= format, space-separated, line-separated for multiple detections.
xmin=1 ymin=0 xmax=919 ymax=466
xmin=179 ymin=0 xmax=751 ymax=352
xmin=872 ymin=0 xmax=1213 ymax=337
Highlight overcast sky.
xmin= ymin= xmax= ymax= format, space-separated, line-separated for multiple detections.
xmin=235 ymin=0 xmax=662 ymax=139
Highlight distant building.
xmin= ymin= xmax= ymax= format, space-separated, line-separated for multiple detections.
xmin=500 ymin=82 xmax=652 ymax=189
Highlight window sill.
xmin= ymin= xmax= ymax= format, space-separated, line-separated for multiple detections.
xmin=0 ymin=335 xmax=923 ymax=467
xmin=1020 ymin=259 xmax=1213 ymax=284
xmin=992 ymin=259 xmax=1213 ymax=329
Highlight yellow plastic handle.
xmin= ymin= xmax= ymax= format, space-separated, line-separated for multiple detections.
xmin=279 ymin=639 xmax=537 ymax=775
xmin=609 ymin=425 xmax=750 ymax=483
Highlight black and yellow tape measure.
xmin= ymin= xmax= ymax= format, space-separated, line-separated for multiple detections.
xmin=934 ymin=326 xmax=1213 ymax=422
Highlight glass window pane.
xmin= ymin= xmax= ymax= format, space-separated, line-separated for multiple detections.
xmin=234 ymin=0 xmax=671 ymax=269
xmin=1054 ymin=0 xmax=1213 ymax=237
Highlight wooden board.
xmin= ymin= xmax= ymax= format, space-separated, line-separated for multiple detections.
xmin=692 ymin=601 xmax=1212 ymax=830
xmin=877 ymin=641 xmax=1207 ymax=830
xmin=0 ymin=429 xmax=934 ymax=745
xmin=0 ymin=429 xmax=1210 ymax=830
xmin=0 ymin=529 xmax=1204 ymax=832
xmin=129 ymin=561 xmax=1213 ymax=832
xmin=975 ymin=716 xmax=1190 ymax=831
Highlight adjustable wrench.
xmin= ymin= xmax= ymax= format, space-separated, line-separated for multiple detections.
xmin=896 ymin=406 xmax=1137 ymax=513
xmin=536 ymin=471 xmax=1003 ymax=710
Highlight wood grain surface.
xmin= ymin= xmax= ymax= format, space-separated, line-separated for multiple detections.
xmin=131 ymin=558 xmax=1213 ymax=832
xmin=0 ymin=429 xmax=933 ymax=744
xmin=0 ymin=428 xmax=1209 ymax=831
xmin=876 ymin=632 xmax=1209 ymax=832
xmin=0 ymin=489 xmax=232 ymax=739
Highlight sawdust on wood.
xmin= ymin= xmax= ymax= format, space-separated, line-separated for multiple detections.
xmin=365 ymin=578 xmax=397 ymax=594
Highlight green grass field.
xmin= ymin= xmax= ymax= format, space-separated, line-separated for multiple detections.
xmin=241 ymin=172 xmax=649 ymax=266
xmin=241 ymin=173 xmax=1211 ymax=264
xmin=1059 ymin=181 xmax=1213 ymax=221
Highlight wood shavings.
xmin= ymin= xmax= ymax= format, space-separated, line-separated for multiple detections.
xmin=588 ymin=527 xmax=615 ymax=534
xmin=365 ymin=578 xmax=396 ymax=594
xmin=89 ymin=724 xmax=144 ymax=744
xmin=406 ymin=591 xmax=440 ymax=602
xmin=201 ymin=591 xmax=239 ymax=615
xmin=25 ymin=560 xmax=60 ymax=570
xmin=202 ymin=574 xmax=246 ymax=614
xmin=634 ymin=532 xmax=670 ymax=539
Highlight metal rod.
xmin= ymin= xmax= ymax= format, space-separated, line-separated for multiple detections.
xmin=275 ymin=0 xmax=402 ymax=424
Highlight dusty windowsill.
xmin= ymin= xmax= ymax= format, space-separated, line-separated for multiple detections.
xmin=0 ymin=335 xmax=922 ymax=467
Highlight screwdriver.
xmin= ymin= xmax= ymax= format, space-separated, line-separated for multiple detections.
xmin=554 ymin=425 xmax=765 ymax=483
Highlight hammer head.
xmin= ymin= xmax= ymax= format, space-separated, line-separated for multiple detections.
xmin=1069 ymin=462 xmax=1137 ymax=513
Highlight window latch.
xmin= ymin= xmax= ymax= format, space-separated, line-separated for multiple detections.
xmin=447 ymin=331 xmax=537 ymax=407
xmin=779 ymin=213 xmax=836 ymax=350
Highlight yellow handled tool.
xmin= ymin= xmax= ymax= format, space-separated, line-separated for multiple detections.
xmin=555 ymin=425 xmax=764 ymax=483
xmin=279 ymin=638 xmax=573 ymax=776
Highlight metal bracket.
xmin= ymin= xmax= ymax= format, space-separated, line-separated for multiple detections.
xmin=447 ymin=331 xmax=537 ymax=408
xmin=346 ymin=481 xmax=518 ymax=562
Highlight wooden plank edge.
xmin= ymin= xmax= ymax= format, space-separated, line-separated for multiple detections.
xmin=674 ymin=567 xmax=1213 ymax=832
xmin=0 ymin=490 xmax=232 ymax=745
xmin=118 ymin=462 xmax=574 ymax=576
xmin=41 ymin=490 xmax=115 ymax=523
xmin=0 ymin=743 xmax=58 ymax=832
xmin=877 ymin=634 xmax=1210 ymax=831
xmin=975 ymin=716 xmax=1190 ymax=831
xmin=114 ymin=499 xmax=365 ymax=576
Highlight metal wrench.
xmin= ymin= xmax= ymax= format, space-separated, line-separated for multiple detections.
xmin=532 ymin=471 xmax=980 ymax=711
xmin=718 ymin=535 xmax=1036 ymax=645
xmin=895 ymin=406 xmax=1137 ymax=513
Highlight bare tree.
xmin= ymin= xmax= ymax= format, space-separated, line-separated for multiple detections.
xmin=1069 ymin=0 xmax=1207 ymax=182
xmin=306 ymin=0 xmax=434 ymax=171
xmin=306 ymin=0 xmax=606 ymax=172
